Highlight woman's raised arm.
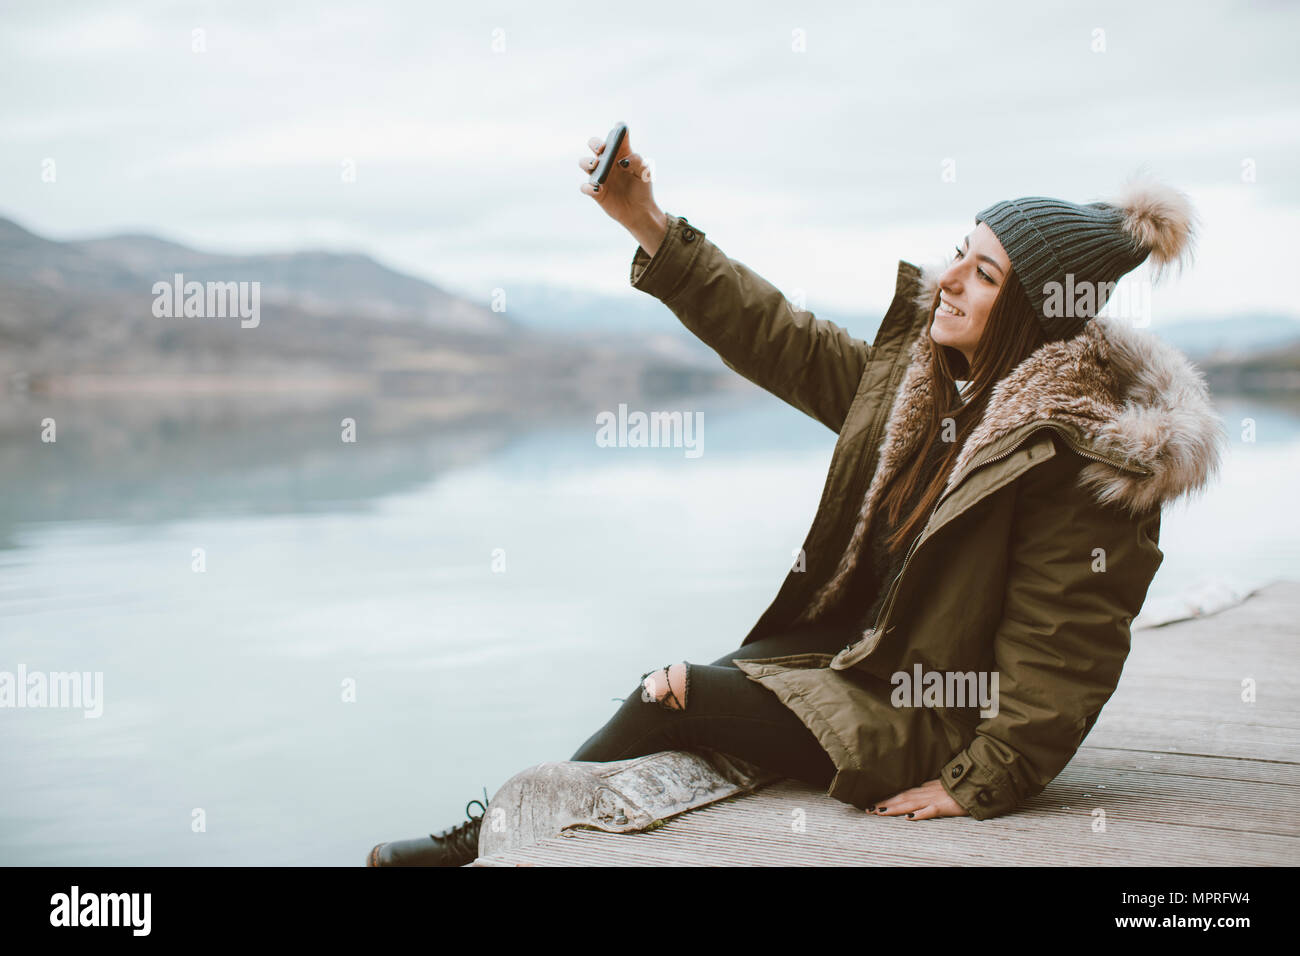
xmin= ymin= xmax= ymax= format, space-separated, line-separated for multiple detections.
xmin=579 ymin=129 xmax=871 ymax=434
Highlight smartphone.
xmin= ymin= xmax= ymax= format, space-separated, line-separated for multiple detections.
xmin=588 ymin=121 xmax=628 ymax=188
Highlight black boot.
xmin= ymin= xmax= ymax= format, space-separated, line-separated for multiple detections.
xmin=366 ymin=791 xmax=489 ymax=867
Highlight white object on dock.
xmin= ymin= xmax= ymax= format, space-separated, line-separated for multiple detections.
xmin=477 ymin=748 xmax=779 ymax=858
xmin=1133 ymin=576 xmax=1262 ymax=629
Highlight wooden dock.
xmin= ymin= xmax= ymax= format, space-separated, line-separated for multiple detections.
xmin=471 ymin=579 xmax=1300 ymax=866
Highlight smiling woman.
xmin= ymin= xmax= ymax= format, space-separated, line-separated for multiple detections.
xmin=840 ymin=239 xmax=1049 ymax=563
xmin=366 ymin=127 xmax=1226 ymax=865
xmin=928 ymin=223 xmax=1015 ymax=366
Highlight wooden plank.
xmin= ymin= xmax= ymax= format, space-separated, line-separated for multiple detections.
xmin=474 ymin=781 xmax=1299 ymax=866
xmin=1069 ymin=747 xmax=1300 ymax=785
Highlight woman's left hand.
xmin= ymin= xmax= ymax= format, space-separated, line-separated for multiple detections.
xmin=870 ymin=779 xmax=969 ymax=820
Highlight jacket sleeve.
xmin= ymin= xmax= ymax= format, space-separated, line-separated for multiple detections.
xmin=629 ymin=213 xmax=871 ymax=433
xmin=937 ymin=450 xmax=1164 ymax=819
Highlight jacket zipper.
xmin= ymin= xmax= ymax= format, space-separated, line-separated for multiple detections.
xmin=864 ymin=425 xmax=1150 ymax=639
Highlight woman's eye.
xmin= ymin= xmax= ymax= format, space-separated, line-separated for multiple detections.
xmin=955 ymin=245 xmax=996 ymax=283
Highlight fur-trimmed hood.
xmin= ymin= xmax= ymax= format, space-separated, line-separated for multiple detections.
xmin=797 ymin=263 xmax=1227 ymax=624
xmin=908 ymin=264 xmax=1228 ymax=514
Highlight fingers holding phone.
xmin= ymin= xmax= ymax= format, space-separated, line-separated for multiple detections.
xmin=577 ymin=142 xmax=650 ymax=187
xmin=578 ymin=122 xmax=659 ymax=231
xmin=587 ymin=121 xmax=627 ymax=187
xmin=618 ymin=150 xmax=652 ymax=185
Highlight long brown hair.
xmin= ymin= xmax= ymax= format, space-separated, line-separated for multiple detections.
xmin=877 ymin=267 xmax=1048 ymax=554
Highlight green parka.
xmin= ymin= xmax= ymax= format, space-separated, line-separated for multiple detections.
xmin=629 ymin=213 xmax=1226 ymax=819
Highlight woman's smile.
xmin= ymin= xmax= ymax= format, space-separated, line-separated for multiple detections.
xmin=937 ymin=295 xmax=965 ymax=316
xmin=928 ymin=222 xmax=1011 ymax=365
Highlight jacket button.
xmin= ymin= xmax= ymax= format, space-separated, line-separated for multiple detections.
xmin=975 ymin=789 xmax=993 ymax=806
xmin=682 ymin=227 xmax=696 ymax=242
xmin=950 ymin=765 xmax=963 ymax=778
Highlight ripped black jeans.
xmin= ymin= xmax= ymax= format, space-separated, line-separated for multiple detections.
xmin=569 ymin=624 xmax=851 ymax=789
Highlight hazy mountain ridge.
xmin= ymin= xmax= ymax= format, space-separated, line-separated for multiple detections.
xmin=0 ymin=214 xmax=729 ymax=417
xmin=0 ymin=216 xmax=510 ymax=334
xmin=7 ymin=208 xmax=1294 ymax=419
xmin=505 ymin=276 xmax=1300 ymax=375
xmin=1196 ymin=339 xmax=1300 ymax=394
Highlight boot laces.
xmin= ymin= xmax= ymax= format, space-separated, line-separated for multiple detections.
xmin=428 ymin=787 xmax=489 ymax=859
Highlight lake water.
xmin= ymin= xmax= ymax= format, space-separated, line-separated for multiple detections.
xmin=1 ymin=387 xmax=1296 ymax=864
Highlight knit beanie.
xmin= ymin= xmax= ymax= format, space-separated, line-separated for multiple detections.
xmin=975 ymin=176 xmax=1198 ymax=340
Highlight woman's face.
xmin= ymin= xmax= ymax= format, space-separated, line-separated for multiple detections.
xmin=929 ymin=221 xmax=1012 ymax=368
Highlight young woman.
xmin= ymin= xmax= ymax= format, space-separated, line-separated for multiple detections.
xmin=368 ymin=129 xmax=1226 ymax=866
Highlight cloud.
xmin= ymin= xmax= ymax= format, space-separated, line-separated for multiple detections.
xmin=0 ymin=0 xmax=1296 ymax=319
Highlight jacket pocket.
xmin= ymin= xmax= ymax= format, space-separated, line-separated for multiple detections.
xmin=731 ymin=652 xmax=835 ymax=673
xmin=829 ymin=626 xmax=893 ymax=671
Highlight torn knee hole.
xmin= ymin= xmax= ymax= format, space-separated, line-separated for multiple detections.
xmin=640 ymin=662 xmax=689 ymax=711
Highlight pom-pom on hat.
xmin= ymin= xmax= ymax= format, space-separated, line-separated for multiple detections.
xmin=976 ymin=175 xmax=1198 ymax=340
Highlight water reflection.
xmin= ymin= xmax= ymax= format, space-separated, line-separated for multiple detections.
xmin=0 ymin=386 xmax=1295 ymax=864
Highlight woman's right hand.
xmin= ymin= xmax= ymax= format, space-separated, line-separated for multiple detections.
xmin=578 ymin=128 xmax=669 ymax=256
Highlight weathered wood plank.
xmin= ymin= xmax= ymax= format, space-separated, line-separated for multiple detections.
xmin=1069 ymin=747 xmax=1300 ymax=785
xmin=473 ymin=781 xmax=1298 ymax=866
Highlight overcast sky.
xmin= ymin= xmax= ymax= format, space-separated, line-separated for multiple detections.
xmin=2 ymin=0 xmax=1295 ymax=324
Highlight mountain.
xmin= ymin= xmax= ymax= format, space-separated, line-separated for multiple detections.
xmin=1135 ymin=315 xmax=1300 ymax=393
xmin=505 ymin=277 xmax=1300 ymax=377
xmin=0 ymin=214 xmax=726 ymax=416
xmin=45 ymin=219 xmax=504 ymax=332
xmin=502 ymin=278 xmax=876 ymax=340
xmin=497 ymin=279 xmax=727 ymax=370
xmin=1151 ymin=314 xmax=1300 ymax=360
xmin=500 ymin=278 xmax=893 ymax=372
xmin=0 ymin=216 xmax=147 ymax=294
xmin=500 ymin=279 xmax=683 ymax=333
xmin=1197 ymin=338 xmax=1300 ymax=393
